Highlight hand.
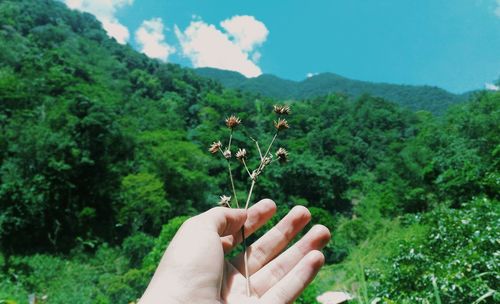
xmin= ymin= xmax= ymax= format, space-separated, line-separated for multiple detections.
xmin=139 ymin=199 xmax=331 ymax=304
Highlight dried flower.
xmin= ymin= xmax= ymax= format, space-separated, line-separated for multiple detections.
xmin=263 ymin=155 xmax=273 ymax=166
xmin=209 ymin=141 xmax=222 ymax=154
xmin=223 ymin=149 xmax=232 ymax=159
xmin=236 ymin=148 xmax=247 ymax=162
xmin=218 ymin=195 xmax=231 ymax=207
xmin=273 ymin=104 xmax=291 ymax=115
xmin=274 ymin=118 xmax=289 ymax=131
xmin=276 ymin=147 xmax=289 ymax=163
xmin=225 ymin=115 xmax=241 ymax=129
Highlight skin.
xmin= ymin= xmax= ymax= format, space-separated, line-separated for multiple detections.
xmin=139 ymin=199 xmax=331 ymax=304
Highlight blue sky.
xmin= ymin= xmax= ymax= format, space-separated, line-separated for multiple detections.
xmin=64 ymin=0 xmax=500 ymax=93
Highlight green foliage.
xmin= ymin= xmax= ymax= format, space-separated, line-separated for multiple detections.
xmin=296 ymin=282 xmax=320 ymax=304
xmin=121 ymin=233 xmax=155 ymax=268
xmin=136 ymin=131 xmax=212 ymax=214
xmin=373 ymin=198 xmax=499 ymax=303
xmin=118 ymin=173 xmax=170 ymax=234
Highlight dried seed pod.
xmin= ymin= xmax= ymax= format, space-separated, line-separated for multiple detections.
xmin=209 ymin=141 xmax=222 ymax=154
xmin=276 ymin=147 xmax=289 ymax=163
xmin=223 ymin=149 xmax=232 ymax=159
xmin=236 ymin=148 xmax=247 ymax=162
xmin=225 ymin=115 xmax=241 ymax=129
xmin=218 ymin=195 xmax=231 ymax=207
xmin=273 ymin=104 xmax=291 ymax=115
xmin=263 ymin=155 xmax=273 ymax=166
xmin=274 ymin=118 xmax=289 ymax=131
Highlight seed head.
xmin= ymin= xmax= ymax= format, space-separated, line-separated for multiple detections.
xmin=223 ymin=149 xmax=232 ymax=159
xmin=273 ymin=104 xmax=291 ymax=115
xmin=209 ymin=141 xmax=222 ymax=154
xmin=218 ymin=195 xmax=231 ymax=207
xmin=263 ymin=155 xmax=273 ymax=166
xmin=236 ymin=148 xmax=247 ymax=162
xmin=274 ymin=118 xmax=289 ymax=131
xmin=225 ymin=115 xmax=241 ymax=129
xmin=276 ymin=147 xmax=289 ymax=163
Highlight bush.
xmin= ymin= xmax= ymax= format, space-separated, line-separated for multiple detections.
xmin=122 ymin=232 xmax=155 ymax=268
xmin=373 ymin=198 xmax=499 ymax=303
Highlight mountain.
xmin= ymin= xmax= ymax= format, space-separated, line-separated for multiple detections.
xmin=195 ymin=68 xmax=469 ymax=114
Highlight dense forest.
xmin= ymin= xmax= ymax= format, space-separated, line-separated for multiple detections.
xmin=195 ymin=68 xmax=470 ymax=115
xmin=0 ymin=0 xmax=498 ymax=303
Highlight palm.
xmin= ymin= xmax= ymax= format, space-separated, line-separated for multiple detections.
xmin=140 ymin=199 xmax=330 ymax=304
xmin=217 ymin=201 xmax=330 ymax=303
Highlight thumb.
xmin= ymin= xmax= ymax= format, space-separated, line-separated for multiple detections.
xmin=195 ymin=207 xmax=247 ymax=237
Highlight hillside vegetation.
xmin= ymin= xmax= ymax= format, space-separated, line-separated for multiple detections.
xmin=0 ymin=0 xmax=498 ymax=303
xmin=195 ymin=67 xmax=469 ymax=115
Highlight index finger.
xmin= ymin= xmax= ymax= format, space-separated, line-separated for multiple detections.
xmin=221 ymin=199 xmax=277 ymax=253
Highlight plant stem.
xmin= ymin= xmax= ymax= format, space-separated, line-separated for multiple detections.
xmin=244 ymin=179 xmax=256 ymax=210
xmin=242 ymin=159 xmax=253 ymax=179
xmin=242 ymin=227 xmax=251 ymax=297
xmin=225 ymin=130 xmax=240 ymax=208
xmin=241 ymin=132 xmax=279 ymax=297
xmin=263 ymin=132 xmax=278 ymax=162
xmin=227 ymin=161 xmax=239 ymax=208
xmin=242 ymin=176 xmax=256 ymax=297
xmin=250 ymin=137 xmax=263 ymax=161
xmin=228 ymin=130 xmax=233 ymax=150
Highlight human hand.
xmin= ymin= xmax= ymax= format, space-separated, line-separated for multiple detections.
xmin=139 ymin=199 xmax=331 ymax=304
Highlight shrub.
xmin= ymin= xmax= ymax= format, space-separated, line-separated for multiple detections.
xmin=373 ymin=198 xmax=499 ymax=303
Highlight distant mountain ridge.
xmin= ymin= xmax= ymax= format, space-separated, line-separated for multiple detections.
xmin=195 ymin=67 xmax=470 ymax=114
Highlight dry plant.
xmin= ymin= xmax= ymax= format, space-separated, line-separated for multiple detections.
xmin=208 ymin=104 xmax=291 ymax=296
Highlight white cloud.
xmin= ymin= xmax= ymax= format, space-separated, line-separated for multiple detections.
xmin=135 ymin=18 xmax=175 ymax=61
xmin=220 ymin=15 xmax=269 ymax=52
xmin=485 ymin=83 xmax=499 ymax=91
xmin=63 ymin=0 xmax=133 ymax=44
xmin=496 ymin=0 xmax=500 ymax=17
xmin=307 ymin=72 xmax=319 ymax=78
xmin=175 ymin=16 xmax=268 ymax=78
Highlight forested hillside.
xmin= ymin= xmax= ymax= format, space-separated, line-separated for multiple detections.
xmin=195 ymin=68 xmax=470 ymax=115
xmin=0 ymin=0 xmax=498 ymax=303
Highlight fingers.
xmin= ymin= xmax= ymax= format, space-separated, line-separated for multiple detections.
xmin=251 ymin=224 xmax=331 ymax=296
xmin=189 ymin=207 xmax=247 ymax=237
xmin=231 ymin=205 xmax=311 ymax=275
xmin=221 ymin=199 xmax=277 ymax=253
xmin=260 ymin=250 xmax=325 ymax=304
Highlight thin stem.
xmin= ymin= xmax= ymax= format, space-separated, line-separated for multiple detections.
xmin=228 ymin=130 xmax=233 ymax=150
xmin=227 ymin=161 xmax=239 ymax=208
xmin=250 ymin=136 xmax=263 ymax=161
xmin=244 ymin=179 xmax=256 ymax=210
xmin=241 ymin=132 xmax=279 ymax=298
xmin=263 ymin=132 xmax=278 ymax=162
xmin=242 ymin=227 xmax=251 ymax=297
xmin=242 ymin=159 xmax=253 ymax=179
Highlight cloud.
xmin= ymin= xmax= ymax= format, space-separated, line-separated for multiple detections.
xmin=485 ymin=83 xmax=499 ymax=91
xmin=135 ymin=18 xmax=175 ymax=61
xmin=175 ymin=15 xmax=268 ymax=78
xmin=306 ymin=72 xmax=319 ymax=78
xmin=496 ymin=0 xmax=500 ymax=17
xmin=220 ymin=15 xmax=269 ymax=52
xmin=63 ymin=0 xmax=133 ymax=44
